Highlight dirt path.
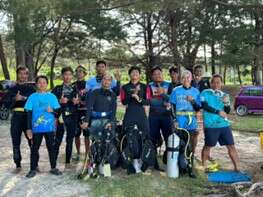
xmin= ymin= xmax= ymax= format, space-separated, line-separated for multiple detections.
xmin=1 ymin=119 xmax=263 ymax=197
xmin=0 ymin=121 xmax=90 ymax=197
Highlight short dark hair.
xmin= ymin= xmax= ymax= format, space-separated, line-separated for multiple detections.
xmin=193 ymin=64 xmax=203 ymax=71
xmin=16 ymin=66 xmax=29 ymax=74
xmin=36 ymin=75 xmax=49 ymax=84
xmin=128 ymin=66 xmax=141 ymax=75
xmin=76 ymin=65 xmax=87 ymax=74
xmin=151 ymin=66 xmax=162 ymax=74
xmin=211 ymin=74 xmax=223 ymax=83
xmin=169 ymin=66 xmax=178 ymax=74
xmin=96 ymin=60 xmax=107 ymax=67
xmin=61 ymin=67 xmax=73 ymax=75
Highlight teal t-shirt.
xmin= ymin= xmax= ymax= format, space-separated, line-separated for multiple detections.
xmin=200 ymin=89 xmax=230 ymax=128
xmin=24 ymin=92 xmax=60 ymax=133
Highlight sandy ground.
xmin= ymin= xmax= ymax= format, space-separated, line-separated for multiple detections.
xmin=0 ymin=120 xmax=90 ymax=197
xmin=1 ymin=119 xmax=263 ymax=197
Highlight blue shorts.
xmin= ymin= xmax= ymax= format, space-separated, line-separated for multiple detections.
xmin=204 ymin=127 xmax=234 ymax=147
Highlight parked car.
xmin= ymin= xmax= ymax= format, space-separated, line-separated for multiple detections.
xmin=234 ymin=86 xmax=263 ymax=116
xmin=0 ymin=80 xmax=16 ymax=120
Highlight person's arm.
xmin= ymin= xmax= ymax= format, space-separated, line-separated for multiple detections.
xmin=112 ymin=80 xmax=121 ymax=96
xmin=85 ymin=91 xmax=95 ymax=122
xmin=120 ymin=87 xmax=131 ymax=105
xmin=191 ymin=100 xmax=201 ymax=112
xmin=26 ymin=110 xmax=33 ymax=130
xmin=201 ymin=101 xmax=220 ymax=114
xmin=110 ymin=94 xmax=117 ymax=122
xmin=224 ymin=105 xmax=231 ymax=114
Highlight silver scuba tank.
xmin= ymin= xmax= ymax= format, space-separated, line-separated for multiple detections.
xmin=166 ymin=132 xmax=180 ymax=178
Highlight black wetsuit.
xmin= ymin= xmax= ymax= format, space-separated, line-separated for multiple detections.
xmin=191 ymin=79 xmax=210 ymax=93
xmin=73 ymin=80 xmax=88 ymax=137
xmin=52 ymin=84 xmax=78 ymax=164
xmin=86 ymin=88 xmax=117 ymax=122
xmin=120 ymin=82 xmax=149 ymax=135
xmin=168 ymin=81 xmax=181 ymax=95
xmin=4 ymin=82 xmax=35 ymax=168
xmin=85 ymin=88 xmax=117 ymax=139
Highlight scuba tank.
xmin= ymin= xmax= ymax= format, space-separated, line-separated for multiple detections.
xmin=166 ymin=132 xmax=180 ymax=178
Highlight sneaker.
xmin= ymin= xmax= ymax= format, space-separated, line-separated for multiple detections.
xmin=50 ymin=168 xmax=62 ymax=176
xmin=36 ymin=166 xmax=41 ymax=173
xmin=72 ymin=154 xmax=80 ymax=162
xmin=26 ymin=170 xmax=37 ymax=178
xmin=12 ymin=167 xmax=22 ymax=174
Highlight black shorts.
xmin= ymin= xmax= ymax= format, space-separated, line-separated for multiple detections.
xmin=75 ymin=110 xmax=89 ymax=137
xmin=204 ymin=126 xmax=234 ymax=147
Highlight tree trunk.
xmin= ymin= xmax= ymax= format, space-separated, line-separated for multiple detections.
xmin=211 ymin=39 xmax=216 ymax=74
xmin=0 ymin=35 xmax=10 ymax=80
xmin=204 ymin=44 xmax=208 ymax=72
xmin=223 ymin=64 xmax=227 ymax=84
xmin=236 ymin=65 xmax=242 ymax=85
xmin=50 ymin=47 xmax=59 ymax=89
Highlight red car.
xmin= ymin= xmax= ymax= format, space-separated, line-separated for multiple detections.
xmin=234 ymin=86 xmax=263 ymax=116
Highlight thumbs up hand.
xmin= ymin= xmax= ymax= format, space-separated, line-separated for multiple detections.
xmin=47 ymin=104 xmax=53 ymax=113
xmin=60 ymin=93 xmax=68 ymax=104
xmin=72 ymin=94 xmax=80 ymax=105
xmin=15 ymin=90 xmax=25 ymax=101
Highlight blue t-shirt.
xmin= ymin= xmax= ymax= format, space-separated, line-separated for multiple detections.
xmin=200 ymin=89 xmax=230 ymax=128
xmin=24 ymin=92 xmax=60 ymax=133
xmin=85 ymin=76 xmax=117 ymax=91
xmin=169 ymin=85 xmax=200 ymax=130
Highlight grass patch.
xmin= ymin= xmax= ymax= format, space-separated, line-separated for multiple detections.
xmin=85 ymin=169 xmax=211 ymax=197
xmin=230 ymin=114 xmax=263 ymax=132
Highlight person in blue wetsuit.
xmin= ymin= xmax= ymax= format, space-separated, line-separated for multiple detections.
xmin=24 ymin=76 xmax=62 ymax=178
xmin=200 ymin=74 xmax=240 ymax=172
xmin=169 ymin=70 xmax=201 ymax=155
xmin=85 ymin=60 xmax=121 ymax=96
xmin=147 ymin=66 xmax=173 ymax=169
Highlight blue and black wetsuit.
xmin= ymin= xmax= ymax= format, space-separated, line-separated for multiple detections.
xmin=147 ymin=81 xmax=173 ymax=147
xmin=4 ymin=82 xmax=35 ymax=168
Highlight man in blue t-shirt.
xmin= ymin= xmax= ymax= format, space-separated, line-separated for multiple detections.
xmin=24 ymin=76 xmax=62 ymax=178
xmin=200 ymin=74 xmax=240 ymax=172
xmin=85 ymin=60 xmax=121 ymax=96
xmin=170 ymin=70 xmax=201 ymax=156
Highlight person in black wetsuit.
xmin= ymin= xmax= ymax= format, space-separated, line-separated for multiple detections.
xmin=120 ymin=66 xmax=149 ymax=135
xmin=81 ymin=73 xmax=117 ymax=139
xmin=168 ymin=66 xmax=181 ymax=95
xmin=4 ymin=66 xmax=35 ymax=173
xmin=72 ymin=65 xmax=89 ymax=162
xmin=191 ymin=64 xmax=210 ymax=93
xmin=52 ymin=67 xmax=79 ymax=169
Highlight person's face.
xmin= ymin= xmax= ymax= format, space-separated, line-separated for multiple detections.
xmin=96 ymin=63 xmax=107 ymax=76
xmin=182 ymin=73 xmax=192 ymax=87
xmin=76 ymin=69 xmax=86 ymax=80
xmin=194 ymin=68 xmax=203 ymax=78
xmin=152 ymin=70 xmax=163 ymax=83
xmin=130 ymin=70 xmax=140 ymax=82
xmin=170 ymin=71 xmax=179 ymax=82
xmin=62 ymin=71 xmax=73 ymax=84
xmin=211 ymin=77 xmax=222 ymax=90
xmin=102 ymin=75 xmax=112 ymax=89
xmin=37 ymin=78 xmax=48 ymax=92
xmin=17 ymin=69 xmax=29 ymax=83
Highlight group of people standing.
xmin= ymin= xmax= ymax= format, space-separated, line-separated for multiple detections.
xmin=4 ymin=60 xmax=240 ymax=178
